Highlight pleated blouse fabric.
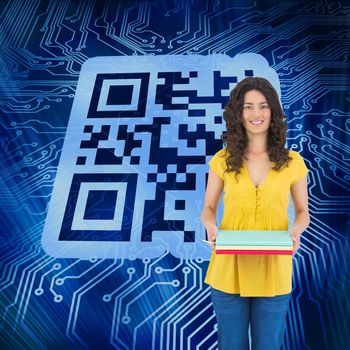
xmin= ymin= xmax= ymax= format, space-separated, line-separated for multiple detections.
xmin=204 ymin=148 xmax=309 ymax=297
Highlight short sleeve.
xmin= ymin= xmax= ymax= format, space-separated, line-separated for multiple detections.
xmin=291 ymin=151 xmax=309 ymax=186
xmin=208 ymin=149 xmax=227 ymax=181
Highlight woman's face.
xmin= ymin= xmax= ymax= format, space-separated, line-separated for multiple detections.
xmin=241 ymin=89 xmax=271 ymax=136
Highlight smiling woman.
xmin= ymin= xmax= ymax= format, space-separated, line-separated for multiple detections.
xmin=242 ymin=90 xmax=271 ymax=133
xmin=201 ymin=77 xmax=310 ymax=350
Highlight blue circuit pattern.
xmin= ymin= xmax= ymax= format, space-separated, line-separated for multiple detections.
xmin=0 ymin=1 xmax=349 ymax=350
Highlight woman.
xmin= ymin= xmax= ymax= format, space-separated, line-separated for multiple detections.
xmin=201 ymin=77 xmax=310 ymax=350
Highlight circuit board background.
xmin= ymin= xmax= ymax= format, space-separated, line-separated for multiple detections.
xmin=0 ymin=0 xmax=349 ymax=349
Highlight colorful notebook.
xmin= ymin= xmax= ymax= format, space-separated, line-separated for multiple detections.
xmin=215 ymin=230 xmax=293 ymax=255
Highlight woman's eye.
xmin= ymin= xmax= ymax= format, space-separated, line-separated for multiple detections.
xmin=243 ymin=105 xmax=269 ymax=110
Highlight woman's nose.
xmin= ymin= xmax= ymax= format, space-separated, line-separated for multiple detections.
xmin=252 ymin=106 xmax=261 ymax=117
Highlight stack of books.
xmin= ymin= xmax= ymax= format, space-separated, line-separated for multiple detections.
xmin=215 ymin=230 xmax=293 ymax=255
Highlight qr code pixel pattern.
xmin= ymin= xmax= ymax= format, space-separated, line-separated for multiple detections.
xmin=42 ymin=54 xmax=280 ymax=259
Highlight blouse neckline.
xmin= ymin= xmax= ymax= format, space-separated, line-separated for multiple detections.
xmin=243 ymin=159 xmax=273 ymax=189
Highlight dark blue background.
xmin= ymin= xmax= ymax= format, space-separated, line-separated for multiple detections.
xmin=0 ymin=1 xmax=349 ymax=349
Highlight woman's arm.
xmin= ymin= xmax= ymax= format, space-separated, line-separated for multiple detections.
xmin=290 ymin=175 xmax=310 ymax=253
xmin=201 ymin=169 xmax=224 ymax=249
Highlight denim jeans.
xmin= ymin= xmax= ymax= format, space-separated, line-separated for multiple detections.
xmin=210 ymin=287 xmax=291 ymax=350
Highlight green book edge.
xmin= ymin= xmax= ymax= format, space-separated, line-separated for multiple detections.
xmin=216 ymin=230 xmax=293 ymax=246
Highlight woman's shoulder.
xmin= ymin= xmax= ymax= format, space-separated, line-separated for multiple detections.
xmin=285 ymin=149 xmax=308 ymax=173
xmin=287 ymin=149 xmax=305 ymax=161
xmin=212 ymin=147 xmax=230 ymax=159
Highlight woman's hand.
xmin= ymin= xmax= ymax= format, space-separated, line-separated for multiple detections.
xmin=205 ymin=223 xmax=218 ymax=250
xmin=290 ymin=226 xmax=303 ymax=254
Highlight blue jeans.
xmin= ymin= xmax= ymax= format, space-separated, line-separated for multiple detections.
xmin=210 ymin=287 xmax=291 ymax=350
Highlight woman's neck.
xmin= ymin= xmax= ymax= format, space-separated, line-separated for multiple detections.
xmin=245 ymin=134 xmax=268 ymax=154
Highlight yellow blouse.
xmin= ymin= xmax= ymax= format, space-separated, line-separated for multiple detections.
xmin=204 ymin=148 xmax=309 ymax=297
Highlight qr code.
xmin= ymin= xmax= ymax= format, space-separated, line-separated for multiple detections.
xmin=42 ymin=54 xmax=280 ymax=259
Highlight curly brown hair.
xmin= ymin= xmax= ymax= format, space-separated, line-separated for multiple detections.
xmin=221 ymin=76 xmax=292 ymax=182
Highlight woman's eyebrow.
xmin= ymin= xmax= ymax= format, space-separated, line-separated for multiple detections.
xmin=243 ymin=101 xmax=268 ymax=105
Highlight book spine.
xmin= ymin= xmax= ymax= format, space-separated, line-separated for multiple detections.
xmin=216 ymin=242 xmax=292 ymax=246
xmin=216 ymin=250 xmax=293 ymax=255
xmin=216 ymin=245 xmax=292 ymax=250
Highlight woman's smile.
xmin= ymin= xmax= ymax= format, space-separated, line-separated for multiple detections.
xmin=250 ymin=120 xmax=264 ymax=126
